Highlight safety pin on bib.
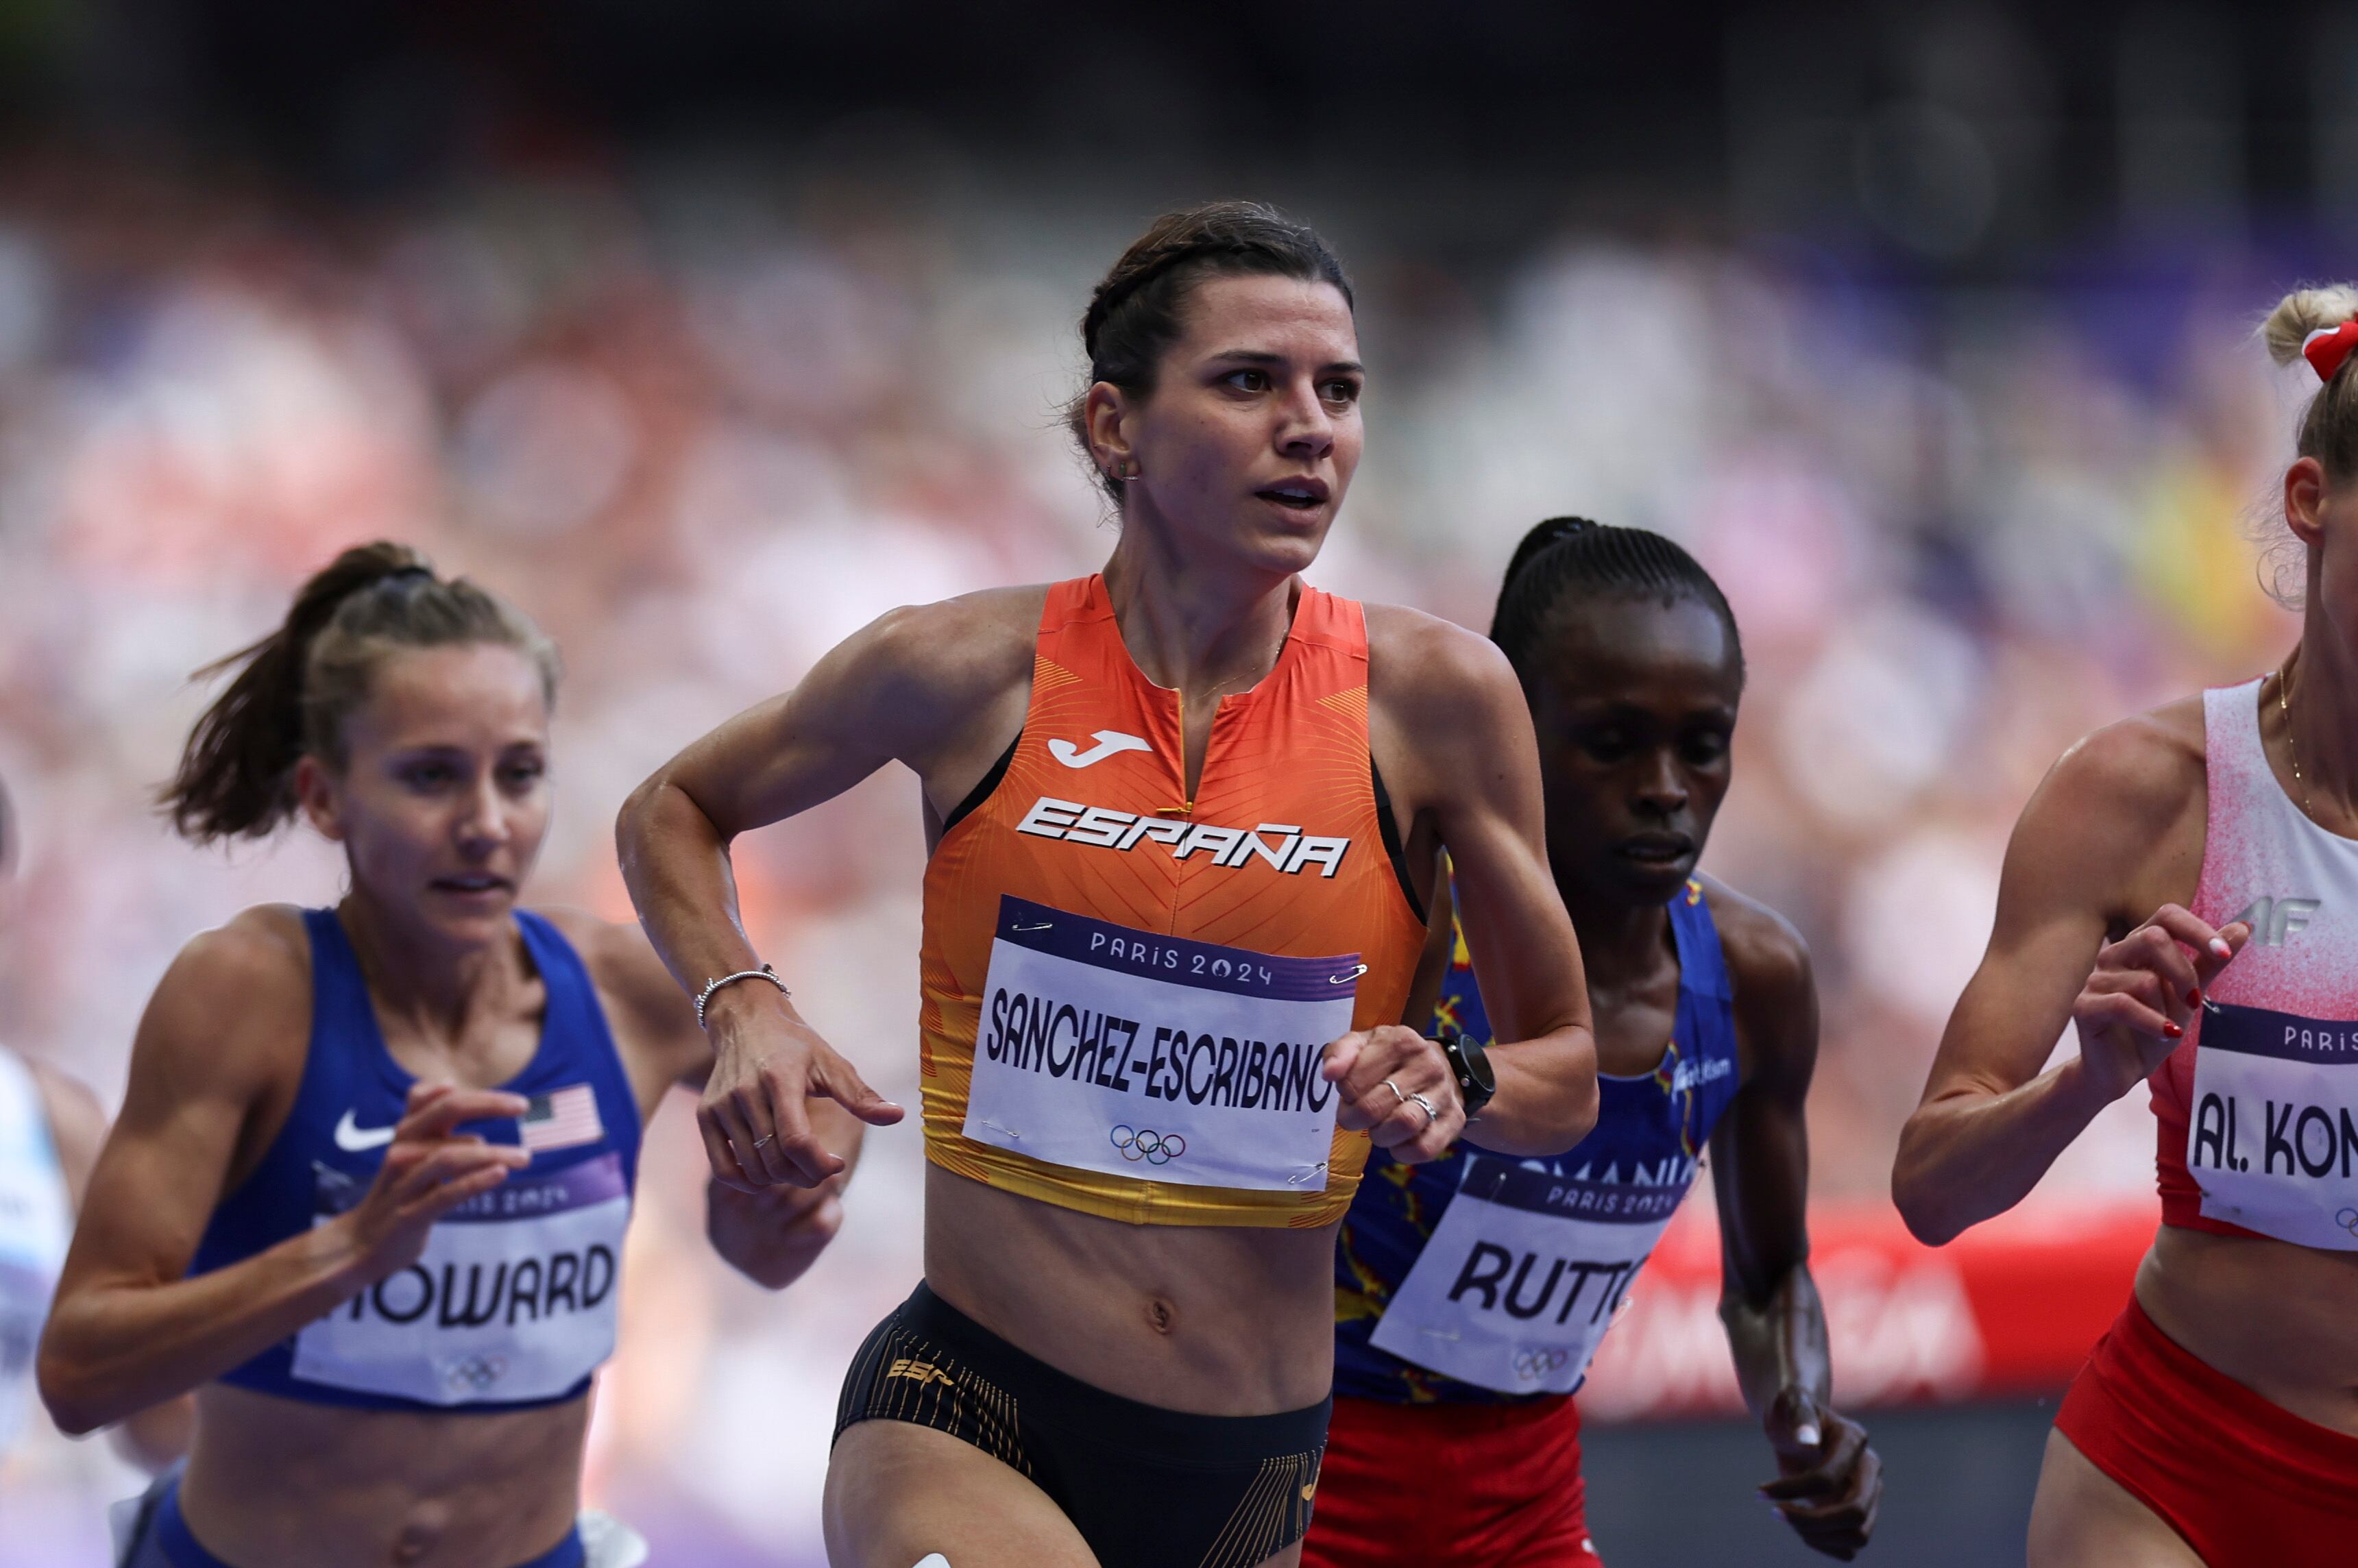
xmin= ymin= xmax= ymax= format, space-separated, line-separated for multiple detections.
xmin=1012 ymin=921 xmax=1053 ymax=933
xmin=1287 ymin=1160 xmax=1330 ymax=1187
xmin=982 ymin=1119 xmax=1025 ymax=1142
xmin=1328 ymin=964 xmax=1369 ymax=985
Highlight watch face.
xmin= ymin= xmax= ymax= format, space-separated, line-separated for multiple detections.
xmin=1448 ymin=1034 xmax=1496 ymax=1095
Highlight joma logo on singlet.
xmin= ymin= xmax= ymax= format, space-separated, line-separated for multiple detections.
xmin=1014 ymin=796 xmax=1352 ymax=878
xmin=2231 ymin=896 xmax=2322 ymax=948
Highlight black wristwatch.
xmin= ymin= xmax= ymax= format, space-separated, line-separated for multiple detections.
xmin=1435 ymin=1030 xmax=1497 ymax=1118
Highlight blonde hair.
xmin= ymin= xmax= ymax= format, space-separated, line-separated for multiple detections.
xmin=2251 ymin=286 xmax=2358 ymax=607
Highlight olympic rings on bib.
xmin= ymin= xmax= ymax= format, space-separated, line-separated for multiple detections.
xmin=1512 ymin=1347 xmax=1572 ymax=1381
xmin=2337 ymin=1207 xmax=2358 ymax=1237
xmin=1109 ymin=1125 xmax=1186 ymax=1165
xmin=442 ymin=1353 xmax=510 ymax=1395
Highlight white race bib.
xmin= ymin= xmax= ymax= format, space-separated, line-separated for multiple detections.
xmin=961 ymin=896 xmax=1360 ymax=1192
xmin=1370 ymin=1153 xmax=1686 ymax=1395
xmin=292 ymin=1151 xmax=629 ymax=1405
xmin=2189 ymin=1001 xmax=2358 ymax=1250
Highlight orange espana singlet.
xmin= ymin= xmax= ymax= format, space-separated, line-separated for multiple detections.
xmin=918 ymin=575 xmax=1428 ymax=1227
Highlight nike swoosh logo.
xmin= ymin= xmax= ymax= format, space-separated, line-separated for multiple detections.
xmin=333 ymin=1110 xmax=397 ymax=1152
xmin=1048 ymin=731 xmax=1153 ymax=769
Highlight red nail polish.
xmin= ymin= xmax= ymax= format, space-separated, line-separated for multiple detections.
xmin=2164 ymin=1021 xmax=2184 ymax=1038
xmin=2187 ymin=987 xmax=2202 ymax=1006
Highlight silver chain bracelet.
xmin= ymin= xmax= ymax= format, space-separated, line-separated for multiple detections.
xmin=694 ymin=963 xmax=788 ymax=1028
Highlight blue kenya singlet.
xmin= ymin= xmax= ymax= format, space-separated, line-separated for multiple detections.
xmin=191 ymin=909 xmax=642 ymax=1412
xmin=1333 ymin=881 xmax=1741 ymax=1403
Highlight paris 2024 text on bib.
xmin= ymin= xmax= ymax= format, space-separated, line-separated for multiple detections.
xmin=962 ymin=895 xmax=1361 ymax=1192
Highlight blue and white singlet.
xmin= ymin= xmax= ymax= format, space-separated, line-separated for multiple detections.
xmin=1333 ymin=881 xmax=1741 ymax=1402
xmin=0 ymin=1047 xmax=71 ymax=1449
xmin=190 ymin=908 xmax=642 ymax=1412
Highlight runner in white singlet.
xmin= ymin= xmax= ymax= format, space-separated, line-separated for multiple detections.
xmin=1895 ymin=287 xmax=2358 ymax=1568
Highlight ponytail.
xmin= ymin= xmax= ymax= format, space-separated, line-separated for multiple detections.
xmin=160 ymin=543 xmax=558 ymax=843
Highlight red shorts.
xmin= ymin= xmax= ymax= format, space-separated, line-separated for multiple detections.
xmin=2055 ymin=1295 xmax=2358 ymax=1567
xmin=1302 ymin=1393 xmax=1604 ymax=1568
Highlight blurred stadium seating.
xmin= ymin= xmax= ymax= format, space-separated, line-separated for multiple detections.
xmin=0 ymin=4 xmax=2343 ymax=1563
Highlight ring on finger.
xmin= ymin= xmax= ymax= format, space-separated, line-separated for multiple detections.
xmin=752 ymin=1134 xmax=775 ymax=1149
xmin=1381 ymin=1079 xmax=1408 ymax=1109
xmin=1406 ymin=1092 xmax=1439 ymax=1125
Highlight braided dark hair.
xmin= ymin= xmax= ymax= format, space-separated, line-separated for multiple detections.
xmin=160 ymin=542 xmax=560 ymax=844
xmin=1490 ymin=517 xmax=1745 ymax=687
xmin=1067 ymin=201 xmax=1353 ymax=501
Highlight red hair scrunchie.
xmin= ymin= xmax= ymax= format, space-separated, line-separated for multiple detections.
xmin=2302 ymin=319 xmax=2358 ymax=382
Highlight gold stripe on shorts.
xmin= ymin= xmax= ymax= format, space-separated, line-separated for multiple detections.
xmin=1196 ymin=1446 xmax=1323 ymax=1568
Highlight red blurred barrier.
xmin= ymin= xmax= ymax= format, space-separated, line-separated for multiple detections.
xmin=1579 ymin=1197 xmax=2158 ymax=1421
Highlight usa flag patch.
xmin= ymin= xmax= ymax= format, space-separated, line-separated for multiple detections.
xmin=519 ymin=1084 xmax=604 ymax=1153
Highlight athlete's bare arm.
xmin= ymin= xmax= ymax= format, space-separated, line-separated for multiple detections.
xmin=1357 ymin=604 xmax=1598 ymax=1158
xmin=561 ymin=911 xmax=863 ymax=1290
xmin=1704 ymin=881 xmax=1881 ymax=1560
xmin=1893 ymin=702 xmax=2248 ymax=1245
xmin=38 ymin=909 xmax=529 ymax=1432
xmin=617 ymin=587 xmax=1041 ymax=1191
xmin=22 ymin=1057 xmax=196 ymax=1470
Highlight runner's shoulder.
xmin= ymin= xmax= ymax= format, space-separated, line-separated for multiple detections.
xmin=2029 ymin=695 xmax=2207 ymax=855
xmin=140 ymin=904 xmax=312 ymax=1086
xmin=1692 ymin=875 xmax=1813 ymax=1027
xmin=856 ymin=585 xmax=1048 ymax=710
xmin=1362 ymin=602 xmax=1521 ymax=733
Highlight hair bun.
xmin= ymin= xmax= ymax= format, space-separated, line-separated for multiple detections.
xmin=1500 ymin=516 xmax=1600 ymax=593
xmin=2263 ymin=286 xmax=2358 ymax=370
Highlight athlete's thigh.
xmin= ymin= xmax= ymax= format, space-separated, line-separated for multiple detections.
xmin=824 ymin=1419 xmax=1097 ymax=1568
xmin=2027 ymin=1430 xmax=2202 ymax=1568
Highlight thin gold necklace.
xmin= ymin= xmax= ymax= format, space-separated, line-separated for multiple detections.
xmin=2280 ymin=654 xmax=2313 ymax=818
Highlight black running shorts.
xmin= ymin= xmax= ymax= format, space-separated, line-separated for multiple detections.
xmin=835 ymin=1282 xmax=1330 ymax=1568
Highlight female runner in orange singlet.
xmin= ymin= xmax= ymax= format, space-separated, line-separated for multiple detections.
xmin=618 ymin=202 xmax=1602 ymax=1568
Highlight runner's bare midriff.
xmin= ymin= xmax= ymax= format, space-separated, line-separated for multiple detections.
xmin=176 ymin=1384 xmax=586 ymax=1568
xmin=922 ymin=1164 xmax=1337 ymax=1415
xmin=2137 ymin=1224 xmax=2358 ymax=1436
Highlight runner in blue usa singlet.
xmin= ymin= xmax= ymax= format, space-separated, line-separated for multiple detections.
xmin=1304 ymin=518 xmax=1883 ymax=1567
xmin=189 ymin=908 xmax=642 ymax=1415
xmin=37 ymin=548 xmax=860 ymax=1568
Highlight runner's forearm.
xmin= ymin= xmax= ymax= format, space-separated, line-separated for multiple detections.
xmin=1892 ymin=1055 xmax=2111 ymax=1245
xmin=1721 ymin=1262 xmax=1830 ymax=1418
xmin=40 ymin=1219 xmax=376 ymax=1432
xmin=615 ymin=775 xmax=766 ymax=997
xmin=1469 ymin=1025 xmax=1600 ymax=1156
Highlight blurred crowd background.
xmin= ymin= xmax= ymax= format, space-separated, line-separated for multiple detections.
xmin=0 ymin=2 xmax=2344 ymax=1563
